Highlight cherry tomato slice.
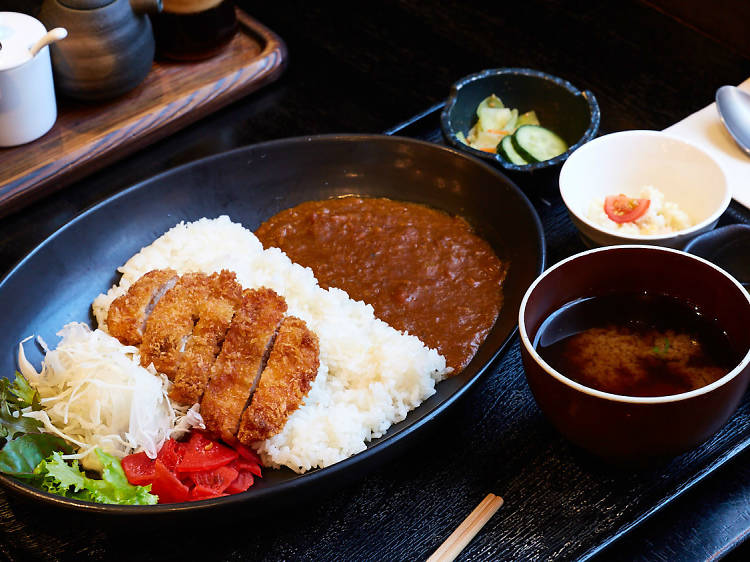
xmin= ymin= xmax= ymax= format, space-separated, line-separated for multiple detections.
xmin=190 ymin=465 xmax=239 ymax=494
xmin=604 ymin=194 xmax=650 ymax=223
xmin=121 ymin=451 xmax=155 ymax=486
xmin=225 ymin=471 xmax=255 ymax=494
xmin=230 ymin=458 xmax=262 ymax=478
xmin=188 ymin=485 xmax=228 ymax=501
xmin=234 ymin=443 xmax=261 ymax=464
xmin=176 ymin=431 xmax=238 ymax=472
xmin=150 ymin=459 xmax=190 ymax=503
xmin=157 ymin=438 xmax=185 ymax=472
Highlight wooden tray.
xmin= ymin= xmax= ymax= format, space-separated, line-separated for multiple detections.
xmin=0 ymin=9 xmax=286 ymax=218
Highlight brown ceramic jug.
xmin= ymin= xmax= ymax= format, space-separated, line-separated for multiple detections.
xmin=39 ymin=0 xmax=162 ymax=101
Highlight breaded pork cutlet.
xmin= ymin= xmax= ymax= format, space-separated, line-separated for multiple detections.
xmin=169 ymin=270 xmax=243 ymax=405
xmin=237 ymin=316 xmax=320 ymax=444
xmin=200 ymin=288 xmax=287 ymax=443
xmin=106 ymin=269 xmax=178 ymax=346
xmin=139 ymin=272 xmax=213 ymax=379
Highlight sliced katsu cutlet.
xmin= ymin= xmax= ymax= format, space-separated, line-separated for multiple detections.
xmin=169 ymin=271 xmax=243 ymax=405
xmin=106 ymin=269 xmax=178 ymax=346
xmin=200 ymin=288 xmax=287 ymax=443
xmin=237 ymin=316 xmax=320 ymax=445
xmin=139 ymin=272 xmax=212 ymax=380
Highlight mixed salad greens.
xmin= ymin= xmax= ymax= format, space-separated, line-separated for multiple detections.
xmin=0 ymin=371 xmax=157 ymax=504
xmin=1 ymin=324 xmax=262 ymax=505
xmin=0 ymin=370 xmax=262 ymax=504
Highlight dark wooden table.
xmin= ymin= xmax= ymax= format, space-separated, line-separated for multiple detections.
xmin=2 ymin=1 xmax=750 ymax=560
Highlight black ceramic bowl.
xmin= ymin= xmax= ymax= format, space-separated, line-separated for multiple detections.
xmin=519 ymin=246 xmax=750 ymax=463
xmin=441 ymin=68 xmax=600 ymax=173
xmin=0 ymin=135 xmax=545 ymax=516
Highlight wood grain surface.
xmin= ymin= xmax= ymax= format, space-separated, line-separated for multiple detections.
xmin=1 ymin=1 xmax=750 ymax=560
xmin=645 ymin=0 xmax=750 ymax=59
xmin=0 ymin=9 xmax=286 ymax=218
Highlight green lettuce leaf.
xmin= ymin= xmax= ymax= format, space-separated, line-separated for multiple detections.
xmin=0 ymin=401 xmax=42 ymax=442
xmin=0 ymin=371 xmax=40 ymax=410
xmin=0 ymin=433 xmax=71 ymax=479
xmin=0 ymin=372 xmax=43 ymax=444
xmin=38 ymin=452 xmax=86 ymax=489
xmin=0 ymin=372 xmax=157 ymax=506
xmin=85 ymin=450 xmax=157 ymax=505
xmin=36 ymin=450 xmax=157 ymax=505
xmin=7 ymin=372 xmax=40 ymax=409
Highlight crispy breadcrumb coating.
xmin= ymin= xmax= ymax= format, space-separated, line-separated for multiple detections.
xmin=200 ymin=288 xmax=287 ymax=443
xmin=237 ymin=316 xmax=320 ymax=444
xmin=139 ymin=272 xmax=210 ymax=379
xmin=106 ymin=269 xmax=178 ymax=346
xmin=169 ymin=270 xmax=243 ymax=405
xmin=107 ymin=268 xmax=322 ymax=448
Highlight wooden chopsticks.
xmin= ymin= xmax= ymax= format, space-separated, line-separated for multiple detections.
xmin=427 ymin=493 xmax=504 ymax=562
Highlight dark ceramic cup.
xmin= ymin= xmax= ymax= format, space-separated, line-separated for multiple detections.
xmin=518 ymin=246 xmax=750 ymax=463
xmin=152 ymin=0 xmax=237 ymax=61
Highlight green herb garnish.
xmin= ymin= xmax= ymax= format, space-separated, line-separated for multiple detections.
xmin=653 ymin=337 xmax=671 ymax=355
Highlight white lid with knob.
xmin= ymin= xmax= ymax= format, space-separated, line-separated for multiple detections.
xmin=0 ymin=12 xmax=63 ymax=146
xmin=0 ymin=12 xmax=67 ymax=72
xmin=0 ymin=12 xmax=48 ymax=71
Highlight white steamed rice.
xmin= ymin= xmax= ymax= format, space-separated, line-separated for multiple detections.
xmin=92 ymin=216 xmax=450 ymax=473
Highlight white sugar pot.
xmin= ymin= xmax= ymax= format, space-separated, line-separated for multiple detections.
xmin=0 ymin=12 xmax=67 ymax=147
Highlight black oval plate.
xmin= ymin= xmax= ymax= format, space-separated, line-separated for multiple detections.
xmin=0 ymin=135 xmax=545 ymax=515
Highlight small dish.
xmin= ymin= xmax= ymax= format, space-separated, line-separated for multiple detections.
xmin=518 ymin=245 xmax=750 ymax=463
xmin=559 ymin=130 xmax=730 ymax=248
xmin=684 ymin=224 xmax=750 ymax=288
xmin=441 ymin=68 xmax=600 ymax=173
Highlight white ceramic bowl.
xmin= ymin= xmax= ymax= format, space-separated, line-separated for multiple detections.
xmin=559 ymin=130 xmax=730 ymax=248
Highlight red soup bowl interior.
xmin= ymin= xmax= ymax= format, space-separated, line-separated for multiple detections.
xmin=518 ymin=245 xmax=750 ymax=463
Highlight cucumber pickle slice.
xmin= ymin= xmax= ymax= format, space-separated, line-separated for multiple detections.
xmin=498 ymin=135 xmax=528 ymax=165
xmin=511 ymin=125 xmax=568 ymax=162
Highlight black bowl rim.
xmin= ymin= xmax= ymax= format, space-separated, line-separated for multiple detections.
xmin=683 ymin=223 xmax=750 ymax=288
xmin=683 ymin=223 xmax=750 ymax=255
xmin=0 ymin=133 xmax=546 ymax=515
xmin=440 ymin=67 xmax=601 ymax=172
xmin=518 ymin=244 xmax=750 ymax=404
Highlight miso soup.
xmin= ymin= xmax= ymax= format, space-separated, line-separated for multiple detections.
xmin=533 ymin=292 xmax=740 ymax=397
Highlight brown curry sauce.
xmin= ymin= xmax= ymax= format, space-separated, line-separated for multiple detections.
xmin=256 ymin=197 xmax=508 ymax=372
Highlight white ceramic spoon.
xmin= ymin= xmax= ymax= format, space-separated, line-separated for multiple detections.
xmin=28 ymin=27 xmax=67 ymax=58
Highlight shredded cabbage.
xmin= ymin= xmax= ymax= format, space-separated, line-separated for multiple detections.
xmin=18 ymin=323 xmax=204 ymax=470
